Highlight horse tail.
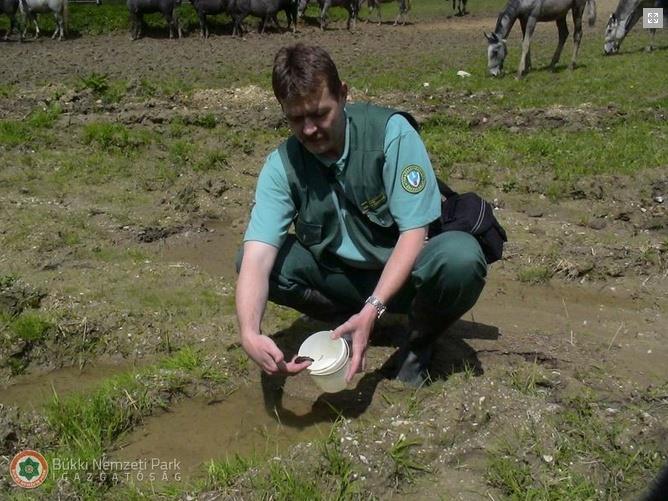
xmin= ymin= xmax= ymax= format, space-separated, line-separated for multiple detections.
xmin=585 ymin=0 xmax=596 ymax=26
xmin=63 ymin=0 xmax=69 ymax=34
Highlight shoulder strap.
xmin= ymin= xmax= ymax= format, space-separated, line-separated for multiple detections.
xmin=437 ymin=178 xmax=458 ymax=198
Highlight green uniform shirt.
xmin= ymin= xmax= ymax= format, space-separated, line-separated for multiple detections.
xmin=244 ymin=112 xmax=440 ymax=267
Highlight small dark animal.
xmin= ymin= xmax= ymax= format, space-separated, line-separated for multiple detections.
xmin=484 ymin=0 xmax=596 ymax=78
xmin=1 ymin=0 xmax=21 ymax=40
xmin=126 ymin=0 xmax=183 ymax=40
xmin=189 ymin=0 xmax=229 ymax=37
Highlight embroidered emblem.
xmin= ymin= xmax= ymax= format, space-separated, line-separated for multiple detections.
xmin=400 ymin=165 xmax=426 ymax=194
xmin=360 ymin=193 xmax=387 ymax=212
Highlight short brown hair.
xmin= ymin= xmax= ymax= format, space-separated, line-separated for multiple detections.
xmin=272 ymin=44 xmax=343 ymax=102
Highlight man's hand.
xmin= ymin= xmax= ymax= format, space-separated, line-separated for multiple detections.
xmin=331 ymin=304 xmax=377 ymax=382
xmin=241 ymin=333 xmax=312 ymax=375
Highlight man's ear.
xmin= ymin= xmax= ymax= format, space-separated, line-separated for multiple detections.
xmin=340 ymin=81 xmax=349 ymax=103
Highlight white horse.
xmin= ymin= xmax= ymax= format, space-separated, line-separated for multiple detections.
xmin=485 ymin=0 xmax=596 ymax=78
xmin=19 ymin=0 xmax=68 ymax=40
xmin=604 ymin=0 xmax=665 ymax=54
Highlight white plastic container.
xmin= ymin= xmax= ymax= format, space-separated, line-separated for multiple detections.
xmin=298 ymin=331 xmax=350 ymax=393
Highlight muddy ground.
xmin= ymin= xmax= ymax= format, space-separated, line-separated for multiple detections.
xmin=0 ymin=1 xmax=667 ymax=499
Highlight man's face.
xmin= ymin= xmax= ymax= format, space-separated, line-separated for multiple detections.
xmin=281 ymin=81 xmax=348 ymax=159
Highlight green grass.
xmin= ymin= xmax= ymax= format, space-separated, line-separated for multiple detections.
xmin=6 ymin=310 xmax=55 ymax=342
xmin=486 ymin=390 xmax=666 ymax=499
xmin=82 ymin=122 xmax=152 ymax=151
xmin=517 ymin=265 xmax=553 ymax=284
xmin=320 ymin=422 xmax=357 ymax=499
xmin=201 ymin=454 xmax=257 ymax=490
xmin=422 ymin=113 xmax=667 ymax=189
xmin=0 ymin=104 xmax=61 ymax=147
xmin=389 ymin=435 xmax=430 ymax=482
xmin=38 ymin=347 xmax=233 ymax=497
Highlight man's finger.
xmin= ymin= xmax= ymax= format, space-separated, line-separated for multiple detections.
xmin=284 ymin=357 xmax=312 ymax=374
xmin=263 ymin=356 xmax=279 ymax=374
xmin=331 ymin=325 xmax=347 ymax=339
xmin=346 ymin=352 xmax=362 ymax=382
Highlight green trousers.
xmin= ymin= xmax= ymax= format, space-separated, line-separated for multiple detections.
xmin=237 ymin=231 xmax=487 ymax=338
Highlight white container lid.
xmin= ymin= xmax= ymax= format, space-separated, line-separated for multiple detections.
xmin=298 ymin=331 xmax=348 ymax=373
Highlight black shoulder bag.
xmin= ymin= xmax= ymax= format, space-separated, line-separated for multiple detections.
xmin=428 ymin=179 xmax=508 ymax=264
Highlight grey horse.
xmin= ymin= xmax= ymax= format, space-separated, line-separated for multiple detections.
xmin=366 ymin=0 xmax=410 ymax=25
xmin=229 ymin=0 xmax=297 ymax=35
xmin=1 ymin=0 xmax=21 ymax=40
xmin=484 ymin=0 xmax=596 ymax=78
xmin=297 ymin=0 xmax=358 ymax=30
xmin=19 ymin=0 xmax=68 ymax=40
xmin=127 ymin=0 xmax=182 ymax=39
xmin=604 ymin=0 xmax=665 ymax=54
xmin=189 ymin=0 xmax=229 ymax=37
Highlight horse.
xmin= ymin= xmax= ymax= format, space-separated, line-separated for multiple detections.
xmin=604 ymin=0 xmax=665 ymax=54
xmin=366 ymin=0 xmax=410 ymax=25
xmin=297 ymin=0 xmax=359 ymax=30
xmin=18 ymin=0 xmax=68 ymax=40
xmin=228 ymin=0 xmax=297 ymax=35
xmin=126 ymin=0 xmax=182 ymax=40
xmin=484 ymin=0 xmax=596 ymax=78
xmin=189 ymin=0 xmax=229 ymax=37
xmin=1 ymin=0 xmax=21 ymax=40
xmin=452 ymin=0 xmax=467 ymax=16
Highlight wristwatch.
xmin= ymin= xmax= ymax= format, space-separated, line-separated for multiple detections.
xmin=364 ymin=295 xmax=387 ymax=319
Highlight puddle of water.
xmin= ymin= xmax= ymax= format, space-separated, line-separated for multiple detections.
xmin=0 ymin=360 xmax=139 ymax=410
xmin=155 ymin=220 xmax=239 ymax=279
xmin=113 ymin=382 xmax=359 ymax=482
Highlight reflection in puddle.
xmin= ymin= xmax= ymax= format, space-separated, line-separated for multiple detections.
xmin=114 ymin=383 xmax=345 ymax=480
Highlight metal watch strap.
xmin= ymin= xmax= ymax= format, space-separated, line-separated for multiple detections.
xmin=365 ymin=295 xmax=387 ymax=319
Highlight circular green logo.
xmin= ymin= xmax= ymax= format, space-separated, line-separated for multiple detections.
xmin=400 ymin=165 xmax=426 ymax=194
xmin=10 ymin=450 xmax=48 ymax=489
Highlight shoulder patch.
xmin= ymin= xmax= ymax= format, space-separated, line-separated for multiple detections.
xmin=400 ymin=165 xmax=426 ymax=194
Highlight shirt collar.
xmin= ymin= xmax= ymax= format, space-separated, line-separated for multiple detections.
xmin=314 ymin=111 xmax=350 ymax=175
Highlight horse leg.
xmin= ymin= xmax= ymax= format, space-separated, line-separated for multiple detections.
xmin=320 ymin=4 xmax=327 ymax=30
xmin=33 ymin=15 xmax=40 ymax=39
xmin=349 ymin=1 xmax=357 ymax=29
xmin=569 ymin=7 xmax=583 ymax=70
xmin=5 ymin=15 xmax=16 ymax=40
xmin=550 ymin=17 xmax=568 ymax=69
xmin=52 ymin=12 xmax=61 ymax=40
xmin=198 ymin=12 xmax=206 ymax=37
xmin=519 ymin=17 xmax=531 ymax=71
xmin=646 ymin=28 xmax=656 ymax=52
xmin=136 ymin=13 xmax=144 ymax=39
xmin=517 ymin=15 xmax=537 ymax=78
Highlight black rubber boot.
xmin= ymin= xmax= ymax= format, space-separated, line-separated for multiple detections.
xmin=394 ymin=341 xmax=433 ymax=387
xmin=393 ymin=294 xmax=449 ymax=387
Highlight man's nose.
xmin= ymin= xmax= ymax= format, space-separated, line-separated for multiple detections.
xmin=303 ymin=118 xmax=317 ymax=136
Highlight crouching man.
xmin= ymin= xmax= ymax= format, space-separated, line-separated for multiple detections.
xmin=235 ymin=43 xmax=487 ymax=387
